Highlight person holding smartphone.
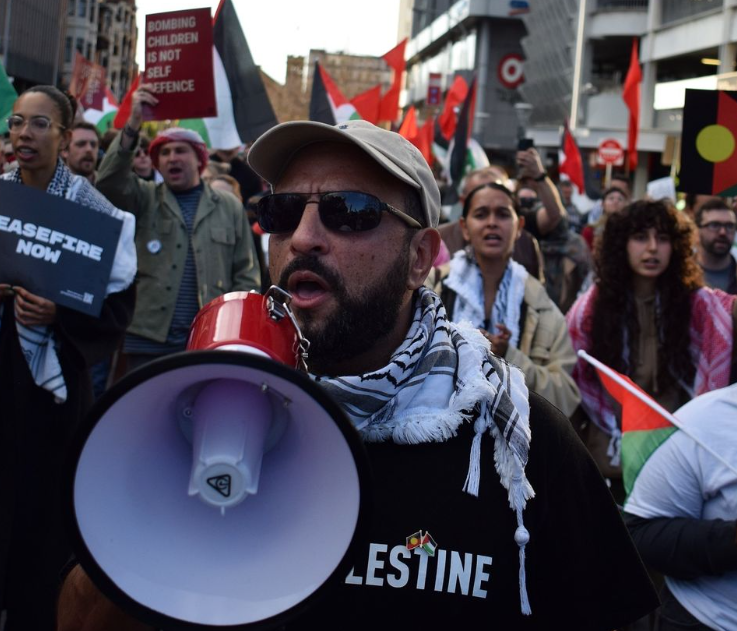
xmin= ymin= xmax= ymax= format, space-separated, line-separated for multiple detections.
xmin=515 ymin=141 xmax=590 ymax=313
xmin=515 ymin=140 xmax=568 ymax=239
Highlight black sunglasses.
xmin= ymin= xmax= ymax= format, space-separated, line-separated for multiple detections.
xmin=256 ymin=191 xmax=422 ymax=234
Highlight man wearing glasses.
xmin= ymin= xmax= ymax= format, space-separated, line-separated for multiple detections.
xmin=695 ymin=198 xmax=737 ymax=294
xmin=58 ymin=120 xmax=657 ymax=630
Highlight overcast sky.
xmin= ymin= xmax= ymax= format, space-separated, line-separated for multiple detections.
xmin=136 ymin=0 xmax=403 ymax=83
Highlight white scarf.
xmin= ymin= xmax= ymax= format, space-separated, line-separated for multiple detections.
xmin=316 ymin=288 xmax=535 ymax=615
xmin=444 ymin=249 xmax=528 ymax=348
xmin=0 ymin=160 xmax=137 ymax=403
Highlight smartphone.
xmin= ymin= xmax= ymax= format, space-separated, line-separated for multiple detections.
xmin=518 ymin=138 xmax=534 ymax=151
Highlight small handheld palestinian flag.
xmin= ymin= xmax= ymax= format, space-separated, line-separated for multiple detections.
xmin=420 ymin=532 xmax=437 ymax=556
xmin=578 ymin=350 xmax=737 ymax=496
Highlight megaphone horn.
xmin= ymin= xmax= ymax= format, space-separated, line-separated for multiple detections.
xmin=65 ymin=287 xmax=370 ymax=630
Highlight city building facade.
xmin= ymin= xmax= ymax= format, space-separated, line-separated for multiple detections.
xmin=521 ymin=0 xmax=737 ymax=194
xmin=403 ymin=0 xmax=737 ymax=193
xmin=404 ymin=0 xmax=529 ymax=154
xmin=0 ymin=0 xmax=69 ymax=92
xmin=62 ymin=0 xmax=137 ymax=100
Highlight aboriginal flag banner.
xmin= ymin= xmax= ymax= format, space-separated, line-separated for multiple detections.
xmin=680 ymin=89 xmax=737 ymax=196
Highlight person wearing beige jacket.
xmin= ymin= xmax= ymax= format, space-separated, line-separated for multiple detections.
xmin=433 ymin=181 xmax=580 ymax=417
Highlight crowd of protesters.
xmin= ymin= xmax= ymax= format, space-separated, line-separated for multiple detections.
xmin=1 ymin=82 xmax=736 ymax=631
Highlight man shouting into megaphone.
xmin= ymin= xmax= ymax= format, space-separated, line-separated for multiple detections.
xmin=59 ymin=120 xmax=658 ymax=630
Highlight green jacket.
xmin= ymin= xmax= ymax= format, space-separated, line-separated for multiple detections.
xmin=97 ymin=133 xmax=261 ymax=343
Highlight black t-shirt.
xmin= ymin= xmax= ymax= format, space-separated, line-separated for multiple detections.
xmin=286 ymin=393 xmax=658 ymax=630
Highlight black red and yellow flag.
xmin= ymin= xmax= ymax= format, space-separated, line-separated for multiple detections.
xmin=680 ymin=89 xmax=737 ymax=195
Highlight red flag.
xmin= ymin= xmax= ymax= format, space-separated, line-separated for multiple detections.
xmin=113 ymin=73 xmax=140 ymax=129
xmin=378 ymin=39 xmax=407 ymax=123
xmin=383 ymin=38 xmax=407 ymax=73
xmin=559 ymin=120 xmax=585 ymax=194
xmin=414 ymin=115 xmax=434 ymax=165
xmin=438 ymin=76 xmax=468 ymax=141
xmin=398 ymin=106 xmax=418 ymax=140
xmin=622 ymin=39 xmax=641 ymax=170
xmin=350 ymin=84 xmax=382 ymax=124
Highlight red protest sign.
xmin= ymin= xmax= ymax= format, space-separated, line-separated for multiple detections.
xmin=144 ymin=8 xmax=217 ymax=121
xmin=69 ymin=53 xmax=106 ymax=111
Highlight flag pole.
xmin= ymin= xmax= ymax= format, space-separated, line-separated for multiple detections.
xmin=577 ymin=350 xmax=737 ymax=477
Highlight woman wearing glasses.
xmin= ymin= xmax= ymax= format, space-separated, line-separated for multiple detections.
xmin=0 ymin=85 xmax=136 ymax=629
xmin=567 ymin=200 xmax=737 ymax=500
xmin=434 ymin=182 xmax=581 ymax=417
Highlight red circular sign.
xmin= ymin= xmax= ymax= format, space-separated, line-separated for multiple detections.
xmin=498 ymin=54 xmax=524 ymax=89
xmin=597 ymin=138 xmax=624 ymax=165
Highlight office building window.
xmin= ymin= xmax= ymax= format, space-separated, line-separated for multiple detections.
xmin=65 ymin=37 xmax=73 ymax=63
xmin=78 ymin=0 xmax=87 ymax=18
xmin=67 ymin=0 xmax=75 ymax=16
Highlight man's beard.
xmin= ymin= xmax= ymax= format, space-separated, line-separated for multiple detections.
xmin=277 ymin=249 xmax=411 ymax=376
xmin=703 ymin=238 xmax=732 ymax=258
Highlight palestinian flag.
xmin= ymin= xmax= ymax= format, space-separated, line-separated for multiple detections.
xmin=179 ymin=0 xmax=277 ymax=149
xmin=420 ymin=532 xmax=437 ymax=557
xmin=83 ymin=87 xmax=119 ymax=132
xmin=577 ymin=351 xmax=678 ymax=497
xmin=309 ymin=61 xmax=360 ymax=125
xmin=406 ymin=531 xmax=423 ymax=551
xmin=0 ymin=61 xmax=18 ymax=135
xmin=680 ymin=89 xmax=737 ymax=196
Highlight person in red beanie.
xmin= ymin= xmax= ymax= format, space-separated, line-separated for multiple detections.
xmin=96 ymin=83 xmax=261 ymax=373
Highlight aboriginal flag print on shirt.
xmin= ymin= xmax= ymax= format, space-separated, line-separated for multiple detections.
xmin=680 ymin=89 xmax=737 ymax=196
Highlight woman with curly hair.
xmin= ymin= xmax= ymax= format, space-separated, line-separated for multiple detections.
xmin=566 ymin=200 xmax=736 ymax=489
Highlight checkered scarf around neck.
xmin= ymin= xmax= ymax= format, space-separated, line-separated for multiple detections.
xmin=314 ymin=287 xmax=535 ymax=614
xmin=0 ymin=159 xmax=137 ymax=403
xmin=567 ymin=285 xmax=736 ymax=467
xmin=443 ymin=247 xmax=528 ymax=347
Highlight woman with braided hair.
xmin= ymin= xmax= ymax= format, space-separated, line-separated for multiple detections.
xmin=567 ymin=199 xmax=737 ymax=497
xmin=0 ymin=85 xmax=136 ymax=628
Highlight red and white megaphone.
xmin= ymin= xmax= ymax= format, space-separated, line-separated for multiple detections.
xmin=65 ymin=287 xmax=371 ymax=630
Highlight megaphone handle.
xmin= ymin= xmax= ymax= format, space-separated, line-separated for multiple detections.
xmin=265 ymin=286 xmax=311 ymax=371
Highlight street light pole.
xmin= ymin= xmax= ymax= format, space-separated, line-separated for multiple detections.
xmin=570 ymin=0 xmax=587 ymax=130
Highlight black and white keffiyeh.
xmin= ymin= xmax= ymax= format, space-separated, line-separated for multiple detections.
xmin=315 ymin=287 xmax=535 ymax=614
xmin=443 ymin=248 xmax=528 ymax=348
xmin=0 ymin=159 xmax=137 ymax=403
